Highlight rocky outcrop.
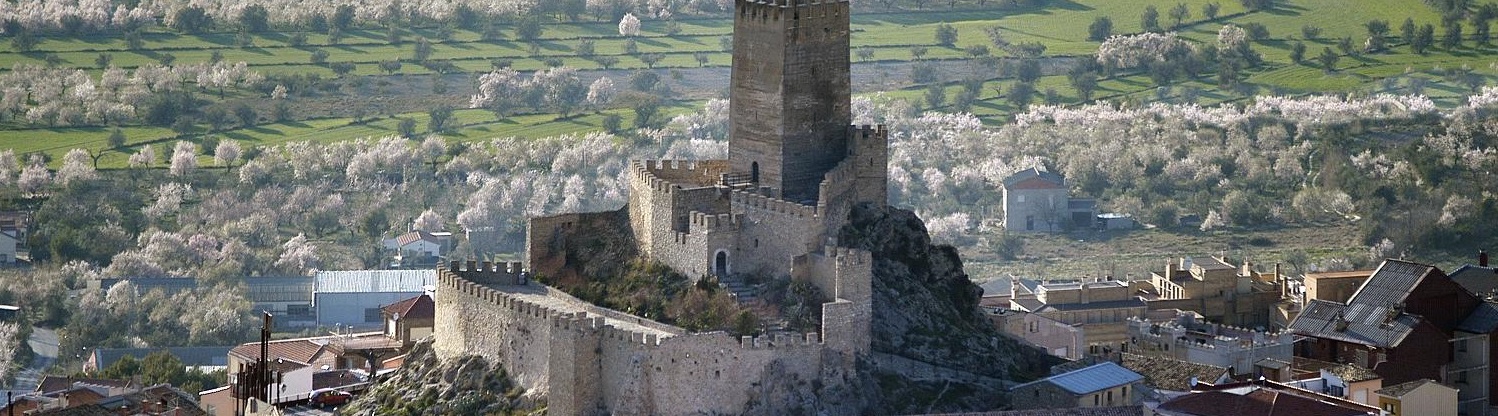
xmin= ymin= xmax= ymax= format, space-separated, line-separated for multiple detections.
xmin=838 ymin=203 xmax=1060 ymax=413
xmin=343 ymin=340 xmax=539 ymax=415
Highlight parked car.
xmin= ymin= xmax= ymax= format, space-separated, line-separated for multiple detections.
xmin=310 ymin=390 xmax=352 ymax=407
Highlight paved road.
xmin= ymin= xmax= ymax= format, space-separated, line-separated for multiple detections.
xmin=5 ymin=327 xmax=57 ymax=398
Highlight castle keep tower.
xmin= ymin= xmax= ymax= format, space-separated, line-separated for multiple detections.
xmin=729 ymin=0 xmax=853 ymax=203
xmin=442 ymin=1 xmax=887 ymax=413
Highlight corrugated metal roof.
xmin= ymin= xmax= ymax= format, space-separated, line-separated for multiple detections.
xmin=92 ymin=346 xmax=233 ymax=370
xmin=1346 ymin=260 xmax=1431 ymax=307
xmin=1459 ymin=302 xmax=1498 ymax=333
xmin=1287 ymin=299 xmax=1417 ymax=348
xmin=1026 ymin=362 xmax=1143 ymax=395
xmin=1287 ymin=260 xmax=1439 ymax=348
xmin=315 ymin=270 xmax=435 ymax=293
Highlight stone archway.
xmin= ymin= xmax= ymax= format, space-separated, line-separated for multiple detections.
xmin=714 ymin=250 xmax=730 ymax=277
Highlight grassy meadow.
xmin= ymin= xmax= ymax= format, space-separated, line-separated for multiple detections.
xmin=0 ymin=0 xmax=1491 ymax=166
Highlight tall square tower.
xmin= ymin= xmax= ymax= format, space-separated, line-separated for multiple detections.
xmin=729 ymin=0 xmax=852 ymax=203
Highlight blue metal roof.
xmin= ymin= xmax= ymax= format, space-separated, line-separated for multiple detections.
xmin=1042 ymin=362 xmax=1144 ymax=395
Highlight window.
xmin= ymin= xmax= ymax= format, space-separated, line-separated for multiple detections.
xmin=287 ymin=304 xmax=312 ymax=319
xmin=1457 ymin=370 xmax=1469 ymax=384
xmin=1457 ymin=338 xmax=1468 ymax=352
xmin=365 ymin=307 xmax=382 ymax=322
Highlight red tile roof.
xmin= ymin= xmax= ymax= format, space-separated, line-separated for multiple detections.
xmin=380 ymin=294 xmax=434 ymax=320
xmin=229 ymin=339 xmax=327 ymax=365
xmin=1158 ymin=388 xmax=1374 ymax=416
xmin=394 ymin=231 xmax=439 ymax=247
xmin=35 ymin=376 xmax=135 ymax=395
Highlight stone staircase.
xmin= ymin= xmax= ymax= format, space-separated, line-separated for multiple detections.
xmin=719 ymin=276 xmax=758 ymax=303
xmin=718 ymin=276 xmax=790 ymax=331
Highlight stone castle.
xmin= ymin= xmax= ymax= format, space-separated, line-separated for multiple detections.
xmin=432 ymin=0 xmax=890 ymax=414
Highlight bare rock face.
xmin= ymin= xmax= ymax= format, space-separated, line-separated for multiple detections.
xmin=343 ymin=340 xmax=538 ymax=415
xmin=837 ymin=203 xmax=1060 ymax=413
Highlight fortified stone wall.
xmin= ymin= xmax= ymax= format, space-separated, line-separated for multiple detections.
xmin=793 ymin=246 xmax=873 ymax=354
xmin=731 ymin=189 xmax=824 ymax=277
xmin=433 ymin=268 xmax=559 ymax=394
xmin=433 ymin=266 xmax=845 ymax=415
xmin=628 ymin=160 xmax=735 ymax=276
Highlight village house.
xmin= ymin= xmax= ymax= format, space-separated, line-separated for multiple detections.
xmin=2 ymin=378 xmax=203 ymax=416
xmin=1141 ymin=256 xmax=1283 ymax=329
xmin=1000 ymin=168 xmax=1095 ymax=233
xmin=1116 ymin=353 xmax=1230 ymax=397
xmin=1007 ymin=276 xmax=1147 ymax=355
xmin=1450 ymin=251 xmax=1498 ymax=299
xmin=1125 ymin=309 xmax=1294 ymax=376
xmin=381 ymin=230 xmax=452 ymax=267
xmin=1287 ymin=259 xmax=1496 ymax=416
xmin=1376 ymin=379 xmax=1460 ymax=416
xmin=1011 ymin=362 xmax=1146 ymax=410
xmin=1279 ymin=357 xmax=1385 ymax=407
xmin=0 ymin=211 xmax=29 ymax=264
xmin=379 ymin=293 xmax=434 ymax=349
xmin=989 ymin=307 xmax=1086 ymax=360
xmin=1151 ymin=379 xmax=1380 ymax=416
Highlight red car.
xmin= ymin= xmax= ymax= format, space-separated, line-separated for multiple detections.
xmin=310 ymin=390 xmax=352 ymax=408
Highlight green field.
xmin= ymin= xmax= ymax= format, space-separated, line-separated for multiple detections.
xmin=0 ymin=0 xmax=1488 ymax=163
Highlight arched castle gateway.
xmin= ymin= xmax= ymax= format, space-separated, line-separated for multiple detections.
xmin=433 ymin=0 xmax=888 ymax=414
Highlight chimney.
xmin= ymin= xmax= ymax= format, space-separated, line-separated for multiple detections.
xmin=1481 ymin=250 xmax=1489 ymax=268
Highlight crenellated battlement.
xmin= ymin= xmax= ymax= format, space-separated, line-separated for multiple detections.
xmin=631 ymin=159 xmax=730 ymax=193
xmin=730 ymin=189 xmax=820 ymax=219
xmin=736 ymin=332 xmax=823 ymax=349
xmin=688 ymin=211 xmax=739 ymax=232
xmin=822 ymin=245 xmax=871 ymax=267
xmin=445 ymin=260 xmax=526 ymax=285
xmin=848 ymin=124 xmax=887 ymax=143
xmin=737 ymin=0 xmax=849 ymax=21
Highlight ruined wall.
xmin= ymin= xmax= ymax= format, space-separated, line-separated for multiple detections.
xmin=822 ymin=247 xmax=872 ymax=354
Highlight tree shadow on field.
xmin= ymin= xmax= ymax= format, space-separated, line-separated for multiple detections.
xmin=219 ymin=132 xmax=255 ymax=142
xmin=259 ymin=32 xmax=289 ymax=43
xmin=192 ymin=33 xmax=237 ymax=47
xmin=635 ymin=37 xmax=671 ymax=47
xmin=1262 ymin=4 xmax=1307 ymax=16
xmin=239 ymin=46 xmax=275 ymax=56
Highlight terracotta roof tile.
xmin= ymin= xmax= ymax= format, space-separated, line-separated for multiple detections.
xmin=1119 ymin=353 xmax=1228 ymax=392
xmin=230 ymin=338 xmax=326 ymax=364
xmin=380 ymin=294 xmax=434 ymax=320
xmin=1159 ymin=389 xmax=1372 ymax=416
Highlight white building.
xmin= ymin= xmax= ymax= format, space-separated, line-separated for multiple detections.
xmin=381 ymin=231 xmax=450 ymax=262
xmin=313 ymin=270 xmax=435 ymax=329
xmin=1126 ymin=310 xmax=1294 ymax=376
xmin=1000 ymin=168 xmax=1095 ymax=233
